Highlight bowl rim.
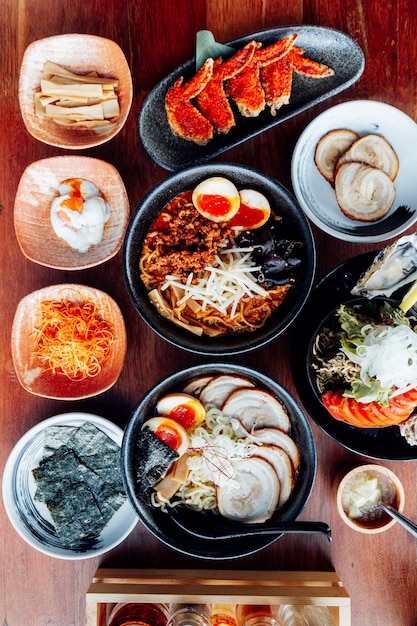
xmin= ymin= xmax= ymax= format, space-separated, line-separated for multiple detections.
xmin=122 ymin=161 xmax=316 ymax=355
xmin=121 ymin=362 xmax=317 ymax=559
xmin=18 ymin=33 xmax=133 ymax=149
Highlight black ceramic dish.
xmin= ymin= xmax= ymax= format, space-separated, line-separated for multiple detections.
xmin=122 ymin=162 xmax=316 ymax=356
xmin=291 ymin=252 xmax=417 ymax=460
xmin=138 ymin=25 xmax=365 ymax=171
xmin=121 ymin=363 xmax=317 ymax=560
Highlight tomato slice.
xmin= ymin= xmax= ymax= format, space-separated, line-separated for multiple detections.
xmin=321 ymin=390 xmax=417 ymax=428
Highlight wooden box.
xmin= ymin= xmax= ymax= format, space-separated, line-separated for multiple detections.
xmin=86 ymin=569 xmax=351 ymax=626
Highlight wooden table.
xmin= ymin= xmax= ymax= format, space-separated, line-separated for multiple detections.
xmin=1 ymin=1 xmax=416 ymax=624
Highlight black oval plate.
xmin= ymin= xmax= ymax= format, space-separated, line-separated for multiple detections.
xmin=138 ymin=25 xmax=365 ymax=171
xmin=291 ymin=252 xmax=417 ymax=461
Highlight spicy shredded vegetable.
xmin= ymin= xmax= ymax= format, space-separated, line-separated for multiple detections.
xmin=33 ymin=299 xmax=114 ymax=380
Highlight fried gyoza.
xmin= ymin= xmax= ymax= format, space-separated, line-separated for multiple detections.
xmin=165 ymin=58 xmax=214 ymax=145
xmin=196 ymin=40 xmax=258 ymax=133
xmin=226 ymin=35 xmax=297 ymax=117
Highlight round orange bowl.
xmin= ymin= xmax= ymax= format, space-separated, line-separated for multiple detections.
xmin=18 ymin=34 xmax=132 ymax=149
xmin=11 ymin=284 xmax=126 ymax=400
xmin=14 ymin=156 xmax=130 ymax=270
xmin=334 ymin=464 xmax=405 ymax=534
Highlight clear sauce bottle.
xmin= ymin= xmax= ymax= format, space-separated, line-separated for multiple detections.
xmin=168 ymin=604 xmax=212 ymax=626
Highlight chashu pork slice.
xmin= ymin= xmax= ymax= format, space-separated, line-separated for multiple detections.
xmin=251 ymin=427 xmax=300 ymax=471
xmin=253 ymin=444 xmax=294 ymax=508
xmin=199 ymin=374 xmax=255 ymax=409
xmin=314 ymin=128 xmax=360 ymax=184
xmin=222 ymin=388 xmax=290 ymax=433
xmin=217 ymin=456 xmax=280 ymax=523
xmin=335 ymin=162 xmax=395 ymax=222
xmin=336 ymin=134 xmax=399 ymax=181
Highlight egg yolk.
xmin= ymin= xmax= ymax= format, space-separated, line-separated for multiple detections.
xmin=153 ymin=423 xmax=183 ymax=451
xmin=195 ymin=193 xmax=233 ymax=218
xmin=168 ymin=404 xmax=199 ymax=430
xmin=230 ymin=202 xmax=266 ymax=229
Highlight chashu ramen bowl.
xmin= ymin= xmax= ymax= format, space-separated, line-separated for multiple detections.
xmin=121 ymin=363 xmax=317 ymax=560
xmin=122 ymin=163 xmax=316 ymax=355
xmin=11 ymin=284 xmax=126 ymax=400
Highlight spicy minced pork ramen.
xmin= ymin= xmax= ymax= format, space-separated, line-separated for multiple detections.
xmin=139 ymin=180 xmax=301 ymax=337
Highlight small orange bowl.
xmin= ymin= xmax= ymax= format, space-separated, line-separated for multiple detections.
xmin=18 ymin=34 xmax=132 ymax=149
xmin=11 ymin=284 xmax=126 ymax=400
xmin=14 ymin=156 xmax=130 ymax=270
xmin=334 ymin=464 xmax=405 ymax=534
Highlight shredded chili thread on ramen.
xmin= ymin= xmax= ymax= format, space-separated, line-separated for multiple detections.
xmin=33 ymin=299 xmax=114 ymax=380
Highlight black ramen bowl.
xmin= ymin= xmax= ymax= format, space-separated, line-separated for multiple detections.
xmin=122 ymin=162 xmax=316 ymax=355
xmin=121 ymin=363 xmax=317 ymax=560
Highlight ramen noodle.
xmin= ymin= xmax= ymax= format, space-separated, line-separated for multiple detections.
xmin=139 ymin=190 xmax=291 ymax=336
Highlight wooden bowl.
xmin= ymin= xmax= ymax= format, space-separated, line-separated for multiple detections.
xmin=14 ymin=156 xmax=130 ymax=270
xmin=11 ymin=284 xmax=126 ymax=400
xmin=334 ymin=464 xmax=405 ymax=534
xmin=18 ymin=34 xmax=132 ymax=149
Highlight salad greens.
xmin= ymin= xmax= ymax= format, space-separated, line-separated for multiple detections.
xmin=313 ymin=302 xmax=417 ymax=406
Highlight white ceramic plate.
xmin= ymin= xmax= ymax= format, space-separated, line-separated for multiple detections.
xmin=2 ymin=413 xmax=137 ymax=559
xmin=291 ymin=100 xmax=417 ymax=243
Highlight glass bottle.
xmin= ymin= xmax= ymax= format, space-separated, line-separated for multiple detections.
xmin=211 ymin=604 xmax=238 ymax=626
xmin=236 ymin=604 xmax=277 ymax=626
xmin=168 ymin=604 xmax=212 ymax=626
xmin=301 ymin=606 xmax=335 ymax=626
xmin=107 ymin=602 xmax=169 ymax=626
xmin=273 ymin=605 xmax=306 ymax=626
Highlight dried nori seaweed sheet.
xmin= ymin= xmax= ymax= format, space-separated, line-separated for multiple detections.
xmin=32 ymin=422 xmax=126 ymax=549
xmin=136 ymin=428 xmax=179 ymax=501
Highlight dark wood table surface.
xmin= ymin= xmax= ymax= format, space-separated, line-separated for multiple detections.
xmin=1 ymin=1 xmax=417 ymax=624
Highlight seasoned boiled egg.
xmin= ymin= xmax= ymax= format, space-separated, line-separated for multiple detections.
xmin=143 ymin=416 xmax=189 ymax=456
xmin=230 ymin=189 xmax=271 ymax=230
xmin=156 ymin=392 xmax=206 ymax=430
xmin=192 ymin=177 xmax=240 ymax=222
xmin=50 ymin=178 xmax=110 ymax=253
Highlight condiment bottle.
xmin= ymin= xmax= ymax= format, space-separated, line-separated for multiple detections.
xmin=301 ymin=606 xmax=335 ymax=626
xmin=107 ymin=602 xmax=169 ymax=626
xmin=272 ymin=605 xmax=306 ymax=626
xmin=236 ymin=604 xmax=277 ymax=626
xmin=168 ymin=604 xmax=212 ymax=626
xmin=211 ymin=604 xmax=238 ymax=626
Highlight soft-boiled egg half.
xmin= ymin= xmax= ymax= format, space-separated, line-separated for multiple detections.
xmin=50 ymin=177 xmax=110 ymax=253
xmin=192 ymin=177 xmax=240 ymax=222
xmin=156 ymin=392 xmax=206 ymax=430
xmin=230 ymin=189 xmax=271 ymax=230
xmin=143 ymin=417 xmax=189 ymax=456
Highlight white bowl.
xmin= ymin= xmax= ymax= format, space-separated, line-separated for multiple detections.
xmin=291 ymin=100 xmax=417 ymax=243
xmin=2 ymin=413 xmax=137 ymax=559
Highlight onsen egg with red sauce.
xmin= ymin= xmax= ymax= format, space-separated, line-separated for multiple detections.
xmin=156 ymin=393 xmax=206 ymax=430
xmin=192 ymin=177 xmax=240 ymax=222
xmin=230 ymin=189 xmax=271 ymax=230
xmin=143 ymin=417 xmax=189 ymax=456
xmin=50 ymin=177 xmax=110 ymax=253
